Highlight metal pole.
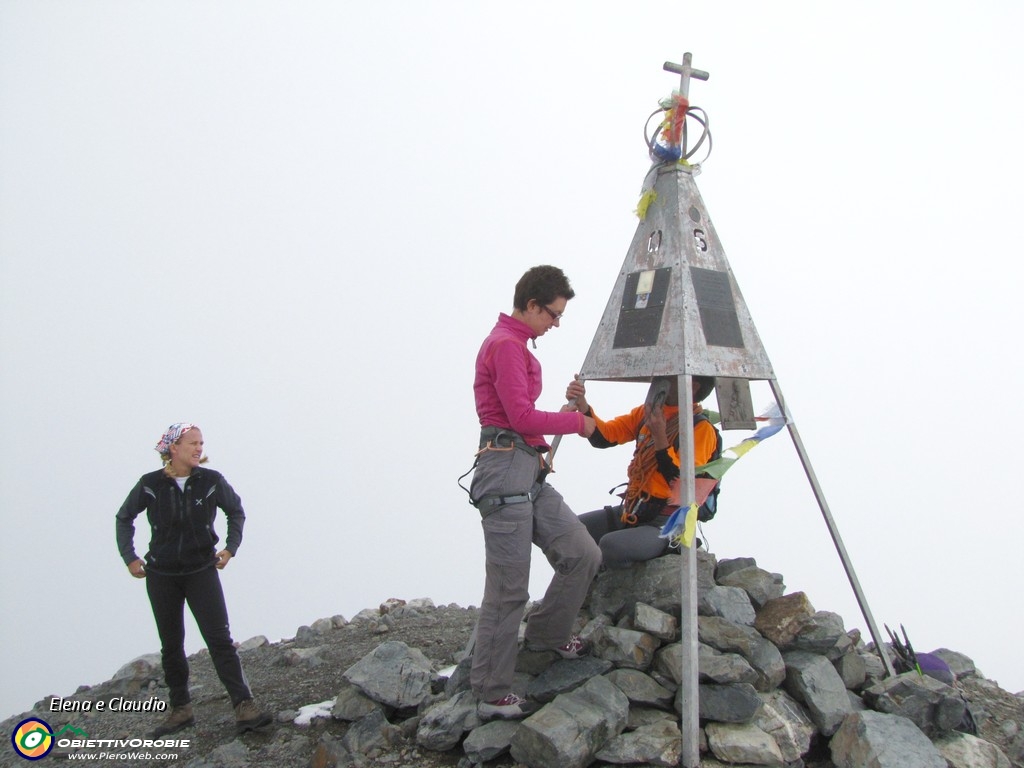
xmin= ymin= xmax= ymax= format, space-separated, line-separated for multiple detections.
xmin=675 ymin=373 xmax=701 ymax=768
xmin=546 ymin=375 xmax=583 ymax=471
xmin=769 ymin=380 xmax=896 ymax=677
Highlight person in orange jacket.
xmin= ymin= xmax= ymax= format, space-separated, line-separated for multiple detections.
xmin=565 ymin=375 xmax=718 ymax=568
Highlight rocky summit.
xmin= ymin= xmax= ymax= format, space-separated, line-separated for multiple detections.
xmin=2 ymin=551 xmax=1022 ymax=768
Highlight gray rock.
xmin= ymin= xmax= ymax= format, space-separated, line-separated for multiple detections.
xmin=341 ymin=709 xmax=402 ymax=758
xmin=860 ymin=645 xmax=890 ymax=685
xmin=783 ymin=649 xmax=853 ymax=736
xmin=788 ymin=610 xmax=853 ymax=658
xmin=516 ymin=645 xmax=564 ymax=676
xmin=715 ymin=557 xmax=758 ymax=580
xmin=378 ymin=597 xmax=407 ymax=614
xmin=342 ymin=641 xmax=438 ymax=709
xmin=700 ymin=585 xmax=757 ymax=625
xmin=587 ymin=551 xmax=717 ymax=619
xmin=627 ymin=706 xmax=677 ymax=729
xmin=833 ymin=649 xmax=867 ymax=690
xmin=932 ymin=648 xmax=978 ymax=680
xmin=605 ymin=668 xmax=674 ymax=709
xmin=206 ymin=738 xmax=251 ymax=767
xmin=111 ymin=654 xmax=162 ymax=683
xmin=236 ymin=636 xmax=269 ymax=653
xmin=752 ymin=689 xmax=815 ymax=763
xmin=526 ymin=656 xmax=613 ymax=703
xmin=652 ymin=641 xmax=684 ymax=686
xmin=331 ymin=680 xmax=385 ymax=721
xmin=830 ymin=710 xmax=947 ymax=768
xmin=595 ymin=719 xmax=681 ymax=766
xmin=705 ymin=721 xmax=784 ymax=766
xmin=935 ymin=731 xmax=1013 ymax=768
xmin=415 ymin=690 xmax=480 ymax=751
xmin=462 ymin=719 xmax=519 ymax=764
xmin=282 ymin=645 xmax=325 ymax=667
xmin=697 ymin=643 xmax=759 ymax=685
xmin=754 ymin=592 xmax=816 ymax=647
xmin=698 ymin=616 xmax=786 ymax=691
xmin=443 ymin=656 xmax=472 ymax=697
xmin=310 ymin=617 xmax=334 ymax=634
xmin=633 ymin=601 xmax=678 ymax=640
xmin=350 ymin=608 xmax=380 ymax=623
xmin=696 ymin=682 xmax=762 ymax=723
xmin=509 ymin=675 xmax=629 ymax=768
xmin=591 ymin=625 xmax=660 ymax=671
xmin=847 ymin=689 xmax=867 ymax=711
xmin=405 ymin=597 xmax=436 ymax=610
xmin=310 ymin=732 xmax=351 ymax=768
xmin=716 ymin=565 xmax=784 ymax=609
xmin=863 ymin=671 xmax=967 ymax=736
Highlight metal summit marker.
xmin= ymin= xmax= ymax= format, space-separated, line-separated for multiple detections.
xmin=577 ymin=52 xmax=895 ymax=768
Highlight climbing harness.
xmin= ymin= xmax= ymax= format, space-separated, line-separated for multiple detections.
xmin=457 ymin=427 xmax=550 ymax=518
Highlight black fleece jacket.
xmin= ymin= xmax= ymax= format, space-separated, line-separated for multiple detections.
xmin=115 ymin=467 xmax=245 ymax=575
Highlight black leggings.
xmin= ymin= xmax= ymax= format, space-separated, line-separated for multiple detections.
xmin=145 ymin=566 xmax=251 ymax=707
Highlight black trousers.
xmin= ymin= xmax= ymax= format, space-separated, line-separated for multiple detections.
xmin=145 ymin=566 xmax=251 ymax=707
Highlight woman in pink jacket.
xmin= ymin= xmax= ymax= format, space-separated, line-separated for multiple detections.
xmin=469 ymin=265 xmax=601 ymax=721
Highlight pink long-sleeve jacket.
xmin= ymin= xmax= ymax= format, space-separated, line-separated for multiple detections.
xmin=474 ymin=313 xmax=585 ymax=451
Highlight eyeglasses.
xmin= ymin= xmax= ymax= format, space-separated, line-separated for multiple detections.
xmin=540 ymin=305 xmax=563 ymax=322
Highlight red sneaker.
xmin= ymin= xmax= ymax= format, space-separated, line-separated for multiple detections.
xmin=477 ymin=693 xmax=539 ymax=720
xmin=553 ymin=634 xmax=588 ymax=659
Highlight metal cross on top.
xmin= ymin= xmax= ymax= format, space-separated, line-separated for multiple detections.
xmin=663 ymin=52 xmax=709 ymax=99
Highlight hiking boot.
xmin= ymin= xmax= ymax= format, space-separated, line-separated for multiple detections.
xmin=234 ymin=698 xmax=272 ymax=734
xmin=149 ymin=704 xmax=194 ymax=738
xmin=477 ymin=693 xmax=539 ymax=721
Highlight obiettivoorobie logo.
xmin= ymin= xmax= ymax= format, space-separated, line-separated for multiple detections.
xmin=10 ymin=718 xmax=86 ymax=761
xmin=10 ymin=715 xmax=190 ymax=762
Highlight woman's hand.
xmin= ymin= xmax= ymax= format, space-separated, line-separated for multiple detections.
xmin=565 ymin=376 xmax=588 ymax=414
xmin=215 ymin=550 xmax=233 ymax=569
xmin=127 ymin=559 xmax=146 ymax=579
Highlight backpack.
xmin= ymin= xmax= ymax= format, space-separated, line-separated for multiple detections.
xmin=694 ymin=412 xmax=723 ymax=522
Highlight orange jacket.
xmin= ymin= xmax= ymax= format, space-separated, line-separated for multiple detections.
xmin=590 ymin=403 xmax=718 ymax=501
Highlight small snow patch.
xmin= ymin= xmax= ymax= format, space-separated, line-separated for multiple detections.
xmin=294 ymin=698 xmax=336 ymax=726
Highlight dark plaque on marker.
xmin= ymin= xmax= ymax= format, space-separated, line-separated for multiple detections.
xmin=690 ymin=266 xmax=744 ymax=348
xmin=613 ymin=267 xmax=672 ymax=348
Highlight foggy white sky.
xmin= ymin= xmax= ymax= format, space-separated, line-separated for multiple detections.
xmin=2 ymin=1 xmax=1022 ymax=722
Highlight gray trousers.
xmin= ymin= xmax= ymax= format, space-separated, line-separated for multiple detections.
xmin=578 ymin=504 xmax=672 ymax=569
xmin=469 ymin=444 xmax=601 ymax=702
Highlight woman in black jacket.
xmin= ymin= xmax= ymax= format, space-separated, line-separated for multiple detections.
xmin=116 ymin=423 xmax=271 ymax=738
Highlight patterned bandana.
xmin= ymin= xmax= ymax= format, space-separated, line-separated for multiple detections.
xmin=155 ymin=423 xmax=197 ymax=457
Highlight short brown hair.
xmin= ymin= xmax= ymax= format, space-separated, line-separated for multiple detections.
xmin=513 ymin=265 xmax=575 ymax=311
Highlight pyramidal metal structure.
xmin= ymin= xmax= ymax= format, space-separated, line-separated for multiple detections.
xmin=578 ymin=142 xmax=774 ymax=387
xmin=576 ymin=54 xmax=894 ymax=768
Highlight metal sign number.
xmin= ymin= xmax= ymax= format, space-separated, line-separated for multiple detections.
xmin=693 ymin=228 xmax=708 ymax=252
